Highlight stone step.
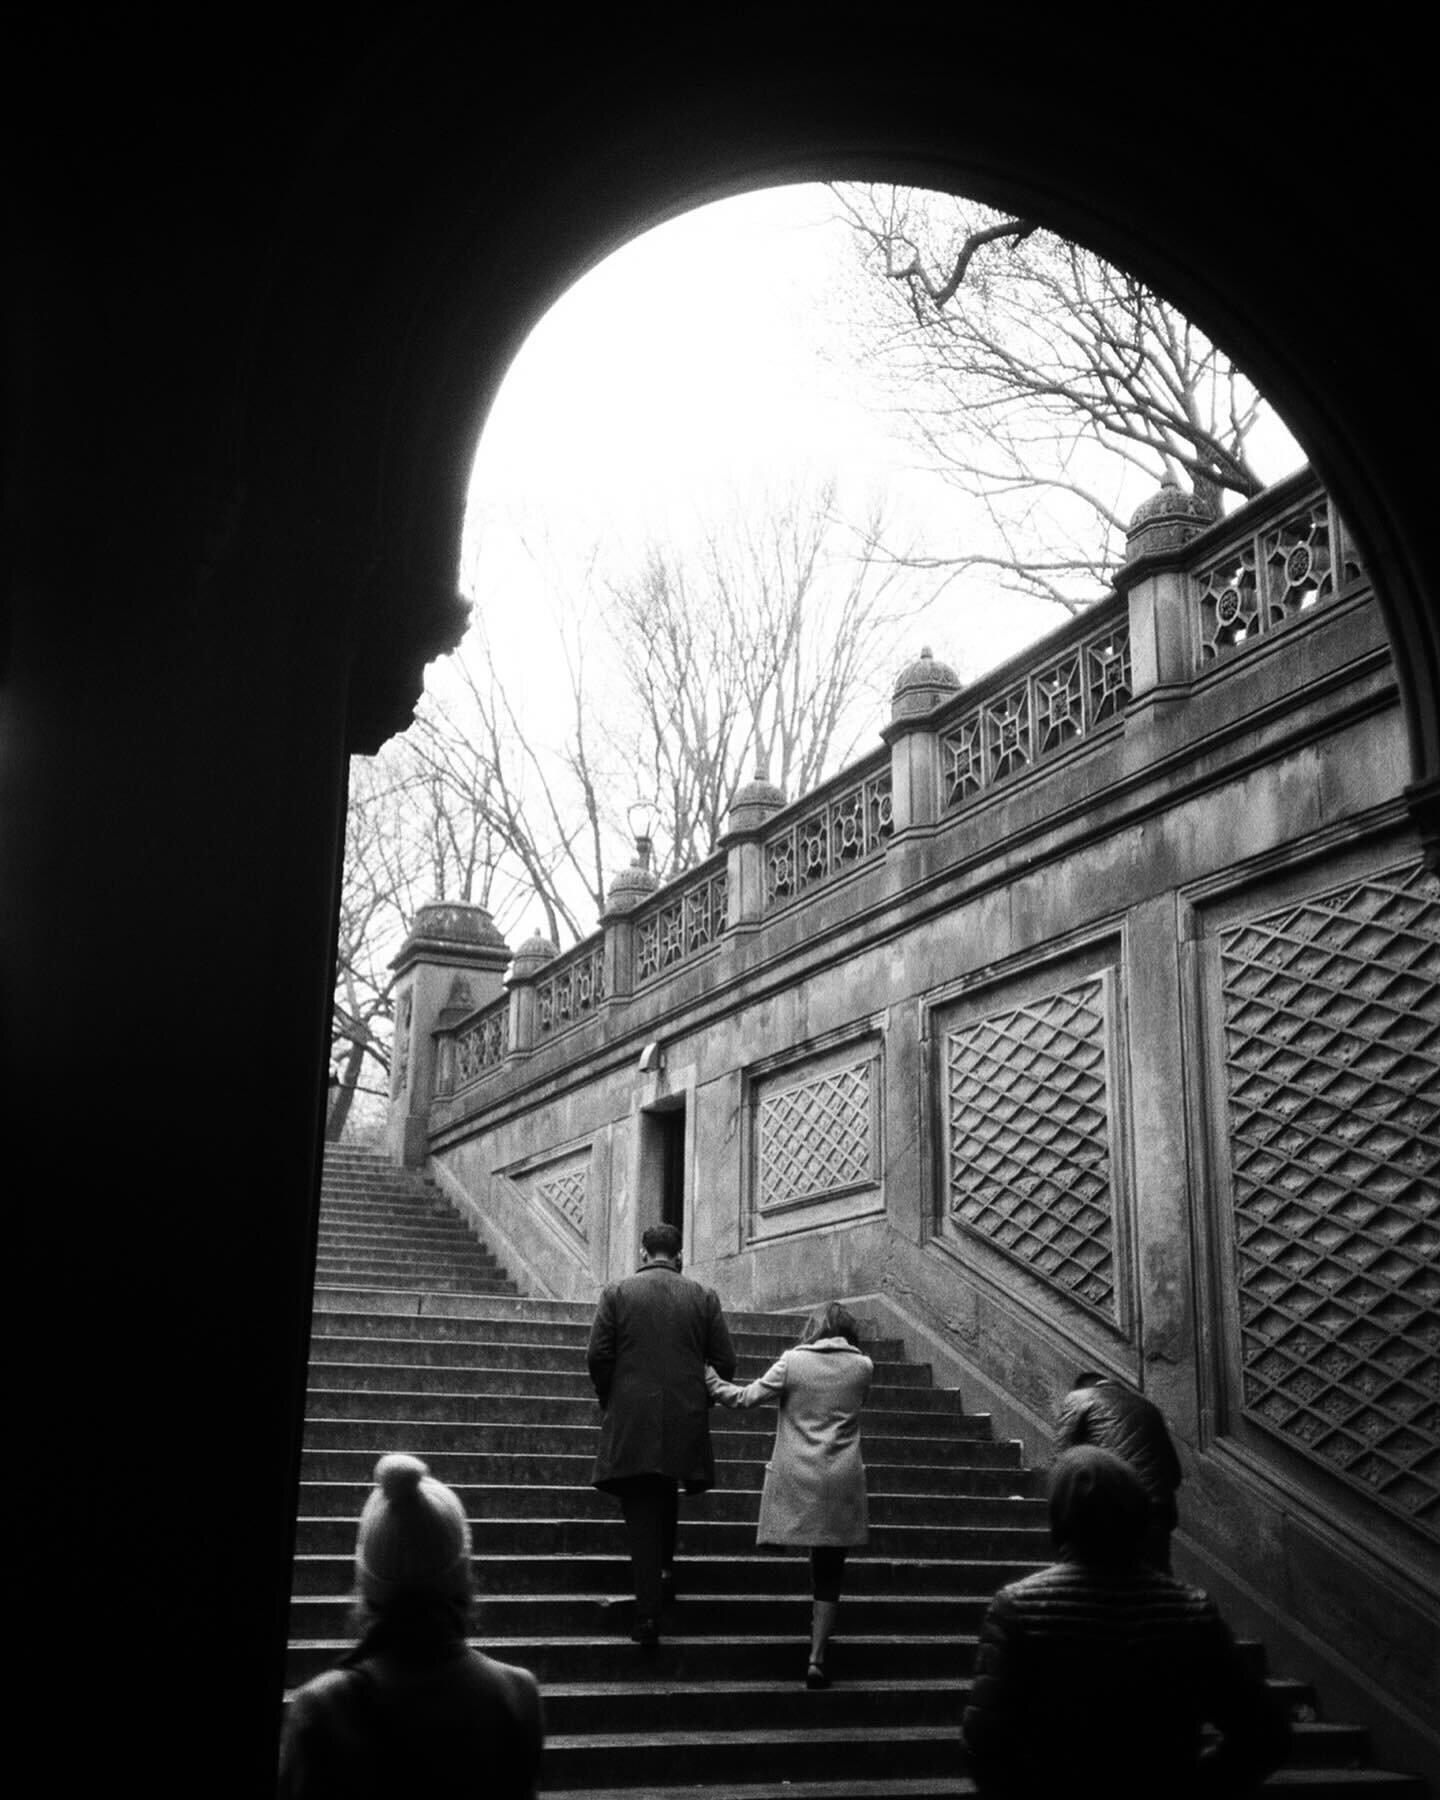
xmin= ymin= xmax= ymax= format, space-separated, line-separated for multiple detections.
xmin=316 ymin=1224 xmax=503 ymax=1254
xmin=300 ymin=1388 xmax=986 ymax=1435
xmin=299 ymin=1447 xmax=1025 ymax=1486
xmin=285 ymin=1633 xmax=973 ymax=1690
xmin=308 ymin=1293 xmax=825 ymax=1330
xmin=305 ymin=1338 xmax=944 ymax=1386
xmin=286 ymin=1590 xmax=1002 ymax=1640
xmin=297 ymin=1419 xmax=1021 ymax=1467
xmin=312 ymin=1257 xmax=511 ymax=1280
xmin=539 ymin=1722 xmax=961 ymax=1786
xmin=291 ymin=1506 xmax=1046 ymax=1555
xmin=313 ymin=1256 xmax=509 ymax=1281
xmin=312 ymin=1278 xmax=520 ymax=1299
xmin=536 ymin=1677 xmax=958 ymax=1733
xmin=317 ymin=1210 xmax=501 ymax=1235
xmin=292 ymin=1474 xmax=1037 ymax=1522
xmin=306 ymin=1313 xmax=912 ymax=1360
xmin=289 ymin=1549 xmax=1046 ymax=1597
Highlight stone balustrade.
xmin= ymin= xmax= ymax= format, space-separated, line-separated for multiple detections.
xmin=420 ymin=467 xmax=1371 ymax=1108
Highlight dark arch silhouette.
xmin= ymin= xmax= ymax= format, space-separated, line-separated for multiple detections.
xmin=11 ymin=14 xmax=1434 ymax=1797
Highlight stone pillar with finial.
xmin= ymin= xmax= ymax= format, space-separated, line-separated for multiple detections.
xmin=601 ymin=834 xmax=661 ymax=1002
xmin=882 ymin=645 xmax=961 ymax=832
xmin=386 ymin=900 xmax=511 ymax=1167
xmin=720 ymin=763 xmax=787 ymax=931
xmin=1116 ymin=472 xmax=1214 ymax=701
xmin=506 ymin=929 xmax=559 ymax=1055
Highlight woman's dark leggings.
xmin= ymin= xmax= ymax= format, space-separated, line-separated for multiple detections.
xmin=809 ymin=1545 xmax=848 ymax=1603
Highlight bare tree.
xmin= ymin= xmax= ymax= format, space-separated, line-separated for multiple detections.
xmin=410 ymin=619 xmax=611 ymax=941
xmin=327 ymin=757 xmax=426 ymax=1141
xmin=330 ymin=483 xmax=933 ymax=1108
xmin=603 ymin=480 xmax=924 ymax=874
xmin=832 ymin=184 xmax=1278 ymax=609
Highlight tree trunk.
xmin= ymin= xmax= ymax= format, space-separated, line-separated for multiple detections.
xmin=325 ymin=1036 xmax=368 ymax=1141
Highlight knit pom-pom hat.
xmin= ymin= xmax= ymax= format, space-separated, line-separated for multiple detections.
xmin=1048 ymin=1446 xmax=1150 ymax=1565
xmin=355 ymin=1453 xmax=472 ymax=1603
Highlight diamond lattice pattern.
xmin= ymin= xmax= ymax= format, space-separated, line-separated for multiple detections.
xmin=945 ymin=979 xmax=1116 ymax=1316
xmin=536 ymin=1167 xmax=588 ymax=1237
xmin=759 ymin=1062 xmax=873 ymax=1209
xmin=1219 ymin=865 xmax=1440 ymax=1537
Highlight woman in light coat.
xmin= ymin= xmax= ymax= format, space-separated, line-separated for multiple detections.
xmin=707 ymin=1301 xmax=873 ymax=1687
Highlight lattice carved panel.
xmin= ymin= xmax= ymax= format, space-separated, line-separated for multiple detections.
xmin=758 ymin=1061 xmax=874 ymax=1210
xmin=535 ymin=1164 xmax=589 ymax=1239
xmin=1218 ymin=864 xmax=1440 ymax=1536
xmin=943 ymin=978 xmax=1118 ymax=1318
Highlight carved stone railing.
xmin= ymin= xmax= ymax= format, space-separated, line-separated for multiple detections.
xmin=1192 ymin=486 xmax=1364 ymax=670
xmin=416 ymin=469 xmax=1378 ymax=1121
xmin=634 ymin=854 xmax=729 ymax=985
xmin=762 ymin=751 xmax=893 ymax=911
xmin=937 ymin=610 xmax=1132 ymax=814
xmin=454 ymin=993 xmax=509 ymax=1084
xmin=536 ymin=935 xmax=607 ymax=1039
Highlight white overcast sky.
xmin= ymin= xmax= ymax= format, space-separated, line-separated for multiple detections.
xmin=451 ymin=178 xmax=1303 ymax=740
xmin=456 ymin=182 xmax=1079 ymax=696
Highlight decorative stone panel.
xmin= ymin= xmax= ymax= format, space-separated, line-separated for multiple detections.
xmin=939 ymin=620 xmax=1130 ymax=813
xmin=536 ymin=940 xmax=606 ymax=1038
xmin=747 ymin=1034 xmax=883 ymax=1242
xmin=1195 ymin=491 xmax=1362 ymax=668
xmin=636 ymin=863 xmax=728 ymax=983
xmin=942 ymin=975 xmax=1118 ymax=1320
xmin=535 ymin=1162 xmax=590 ymax=1239
xmin=763 ymin=762 xmax=892 ymax=909
xmin=759 ymin=1061 xmax=874 ymax=1209
xmin=1216 ymin=863 xmax=1439 ymax=1537
xmin=454 ymin=997 xmax=508 ymax=1086
xmin=391 ymin=991 xmax=412 ymax=1098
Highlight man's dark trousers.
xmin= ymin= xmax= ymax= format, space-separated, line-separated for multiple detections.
xmin=615 ymin=1474 xmax=679 ymax=1623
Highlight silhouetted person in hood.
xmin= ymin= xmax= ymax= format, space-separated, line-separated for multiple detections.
xmin=1056 ymin=1369 xmax=1182 ymax=1570
xmin=962 ymin=1446 xmax=1289 ymax=1800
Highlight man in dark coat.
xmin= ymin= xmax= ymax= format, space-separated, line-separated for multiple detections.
xmin=587 ymin=1223 xmax=737 ymax=1644
xmin=1055 ymin=1368 xmax=1183 ymax=1570
xmin=962 ymin=1446 xmax=1289 ymax=1800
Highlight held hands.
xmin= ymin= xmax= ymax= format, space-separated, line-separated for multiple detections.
xmin=705 ymin=1363 xmax=740 ymax=1407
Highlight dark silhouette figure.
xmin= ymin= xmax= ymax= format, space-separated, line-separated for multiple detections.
xmin=279 ymin=1453 xmax=543 ymax=1799
xmin=963 ymin=1446 xmax=1289 ymax=1800
xmin=1056 ymin=1368 xmax=1183 ymax=1570
xmin=708 ymin=1300 xmax=874 ymax=1686
xmin=587 ymin=1222 xmax=737 ymax=1645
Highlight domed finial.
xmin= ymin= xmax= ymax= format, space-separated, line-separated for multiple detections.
xmin=723 ymin=766 xmax=787 ymax=840
xmin=891 ymin=645 xmax=961 ymax=721
xmin=1124 ymin=472 xmax=1211 ymax=562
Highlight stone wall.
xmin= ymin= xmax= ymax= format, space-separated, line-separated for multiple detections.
xmin=403 ymin=473 xmax=1438 ymax=1771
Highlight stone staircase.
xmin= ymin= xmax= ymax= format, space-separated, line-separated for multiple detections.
xmin=286 ymin=1145 xmax=1425 ymax=1797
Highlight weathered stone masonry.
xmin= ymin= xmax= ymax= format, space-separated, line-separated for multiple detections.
xmin=388 ymin=469 xmax=1438 ymax=1767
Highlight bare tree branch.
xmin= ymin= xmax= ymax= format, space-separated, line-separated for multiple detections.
xmin=830 ymin=183 xmax=1285 ymax=607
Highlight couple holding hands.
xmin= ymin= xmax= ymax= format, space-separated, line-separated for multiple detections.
xmin=586 ymin=1223 xmax=872 ymax=1686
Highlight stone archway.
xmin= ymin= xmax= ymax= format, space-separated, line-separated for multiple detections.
xmin=13 ymin=15 xmax=1434 ymax=1798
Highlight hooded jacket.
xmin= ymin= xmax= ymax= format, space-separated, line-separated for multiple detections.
xmin=1055 ymin=1377 xmax=1182 ymax=1525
